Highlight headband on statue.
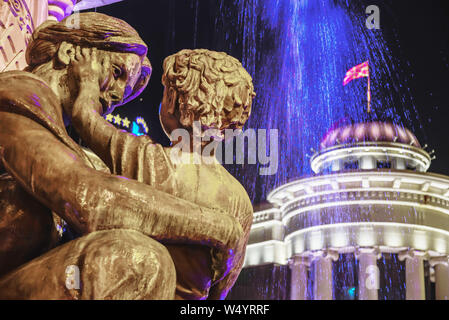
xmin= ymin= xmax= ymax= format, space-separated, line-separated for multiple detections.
xmin=26 ymin=12 xmax=152 ymax=105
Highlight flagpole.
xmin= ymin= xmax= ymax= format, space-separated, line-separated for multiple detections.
xmin=366 ymin=60 xmax=371 ymax=113
xmin=367 ymin=73 xmax=371 ymax=113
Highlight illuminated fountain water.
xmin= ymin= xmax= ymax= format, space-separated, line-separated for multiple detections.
xmin=221 ymin=0 xmax=423 ymax=203
xmin=221 ymin=0 xmax=447 ymax=300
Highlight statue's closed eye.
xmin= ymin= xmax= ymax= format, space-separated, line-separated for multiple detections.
xmin=113 ymin=66 xmax=123 ymax=79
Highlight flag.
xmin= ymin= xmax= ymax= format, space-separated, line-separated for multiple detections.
xmin=343 ymin=61 xmax=369 ymax=86
xmin=343 ymin=61 xmax=371 ymax=113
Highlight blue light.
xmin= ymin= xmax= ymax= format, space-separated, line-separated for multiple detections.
xmin=348 ymin=287 xmax=356 ymax=298
xmin=132 ymin=121 xmax=145 ymax=136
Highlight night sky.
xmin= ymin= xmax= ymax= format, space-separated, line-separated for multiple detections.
xmin=90 ymin=0 xmax=449 ymax=202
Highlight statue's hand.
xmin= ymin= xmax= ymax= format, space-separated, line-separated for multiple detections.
xmin=69 ymin=47 xmax=105 ymax=119
xmin=206 ymin=213 xmax=243 ymax=284
xmin=70 ymin=46 xmax=102 ymax=93
xmin=200 ymin=208 xmax=243 ymax=251
xmin=210 ymin=247 xmax=235 ymax=284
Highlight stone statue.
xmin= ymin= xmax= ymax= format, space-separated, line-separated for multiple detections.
xmin=0 ymin=12 xmax=255 ymax=300
xmin=69 ymin=48 xmax=256 ymax=299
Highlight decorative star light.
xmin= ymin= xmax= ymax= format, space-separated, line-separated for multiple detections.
xmin=136 ymin=117 xmax=149 ymax=134
xmin=113 ymin=114 xmax=122 ymax=125
xmin=105 ymin=114 xmax=114 ymax=122
xmin=103 ymin=113 xmax=149 ymax=136
xmin=122 ymin=117 xmax=131 ymax=128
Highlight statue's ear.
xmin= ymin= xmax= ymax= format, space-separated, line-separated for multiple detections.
xmin=57 ymin=41 xmax=75 ymax=66
xmin=165 ymin=87 xmax=178 ymax=115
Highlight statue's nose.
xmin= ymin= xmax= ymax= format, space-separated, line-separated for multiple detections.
xmin=109 ymin=80 xmax=126 ymax=104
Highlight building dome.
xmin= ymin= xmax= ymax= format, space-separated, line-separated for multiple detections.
xmin=320 ymin=121 xmax=421 ymax=150
xmin=311 ymin=121 xmax=431 ymax=174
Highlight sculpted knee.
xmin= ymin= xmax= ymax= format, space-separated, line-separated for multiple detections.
xmin=74 ymin=229 xmax=176 ymax=300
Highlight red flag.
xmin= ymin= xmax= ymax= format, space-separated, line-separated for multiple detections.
xmin=343 ymin=61 xmax=369 ymax=86
xmin=343 ymin=61 xmax=371 ymax=113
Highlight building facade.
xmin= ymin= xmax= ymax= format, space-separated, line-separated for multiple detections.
xmin=0 ymin=0 xmax=124 ymax=72
xmin=229 ymin=121 xmax=449 ymax=300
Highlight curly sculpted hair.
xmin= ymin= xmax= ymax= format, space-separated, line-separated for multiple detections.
xmin=162 ymin=49 xmax=256 ymax=133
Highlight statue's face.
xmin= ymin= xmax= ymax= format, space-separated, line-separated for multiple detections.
xmin=96 ymin=51 xmax=143 ymax=115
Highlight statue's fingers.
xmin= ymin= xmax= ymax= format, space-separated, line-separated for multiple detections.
xmin=102 ymin=54 xmax=111 ymax=74
xmin=100 ymin=55 xmax=111 ymax=89
xmin=104 ymin=54 xmax=111 ymax=66
xmin=92 ymin=48 xmax=98 ymax=61
xmin=75 ymin=46 xmax=82 ymax=61
xmin=81 ymin=48 xmax=90 ymax=59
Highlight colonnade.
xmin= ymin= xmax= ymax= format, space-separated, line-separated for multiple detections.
xmin=289 ymin=248 xmax=449 ymax=300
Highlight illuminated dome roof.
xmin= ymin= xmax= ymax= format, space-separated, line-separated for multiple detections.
xmin=320 ymin=121 xmax=421 ymax=149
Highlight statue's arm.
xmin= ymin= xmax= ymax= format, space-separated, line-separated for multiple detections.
xmin=71 ymin=89 xmax=159 ymax=178
xmin=0 ymin=111 xmax=242 ymax=250
xmin=208 ymin=203 xmax=253 ymax=300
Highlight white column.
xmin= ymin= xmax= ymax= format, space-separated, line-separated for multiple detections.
xmin=360 ymin=156 xmax=375 ymax=170
xmin=332 ymin=160 xmax=341 ymax=172
xmin=431 ymin=258 xmax=449 ymax=300
xmin=313 ymin=250 xmax=338 ymax=300
xmin=357 ymin=248 xmax=380 ymax=300
xmin=399 ymin=250 xmax=426 ymax=300
xmin=289 ymin=255 xmax=310 ymax=300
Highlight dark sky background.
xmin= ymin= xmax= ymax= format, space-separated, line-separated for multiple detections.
xmin=89 ymin=0 xmax=449 ymax=202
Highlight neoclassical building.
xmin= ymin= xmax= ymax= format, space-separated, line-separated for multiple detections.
xmin=229 ymin=121 xmax=449 ymax=300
